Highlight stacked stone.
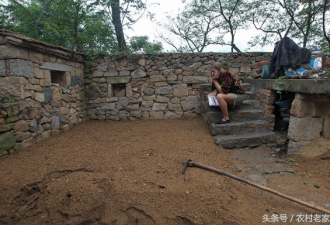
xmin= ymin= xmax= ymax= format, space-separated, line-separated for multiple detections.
xmin=0 ymin=38 xmax=86 ymax=156
xmin=255 ymin=89 xmax=276 ymax=130
xmin=84 ymin=52 xmax=272 ymax=121
xmin=288 ymin=93 xmax=330 ymax=153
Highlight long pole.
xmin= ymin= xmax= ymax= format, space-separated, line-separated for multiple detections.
xmin=183 ymin=159 xmax=330 ymax=215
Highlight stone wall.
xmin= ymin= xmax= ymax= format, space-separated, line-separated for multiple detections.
xmin=0 ymin=31 xmax=274 ymax=156
xmin=83 ymin=53 xmax=272 ymax=121
xmin=0 ymin=35 xmax=86 ymax=157
xmin=288 ymin=93 xmax=330 ymax=154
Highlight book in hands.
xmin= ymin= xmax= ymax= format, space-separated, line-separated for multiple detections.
xmin=208 ymin=96 xmax=219 ymax=106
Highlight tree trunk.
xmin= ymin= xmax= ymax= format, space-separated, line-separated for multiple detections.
xmin=110 ymin=0 xmax=127 ymax=52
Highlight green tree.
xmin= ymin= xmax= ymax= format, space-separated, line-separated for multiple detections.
xmin=158 ymin=1 xmax=223 ymax=52
xmin=246 ymin=0 xmax=293 ymax=48
xmin=2 ymin=0 xmax=116 ymax=56
xmin=90 ymin=0 xmax=148 ymax=52
xmin=129 ymin=36 xmax=163 ymax=54
xmin=246 ymin=0 xmax=329 ymax=49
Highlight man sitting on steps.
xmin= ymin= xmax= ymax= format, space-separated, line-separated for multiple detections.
xmin=208 ymin=62 xmax=245 ymax=124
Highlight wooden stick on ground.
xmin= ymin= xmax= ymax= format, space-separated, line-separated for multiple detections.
xmin=182 ymin=159 xmax=330 ymax=215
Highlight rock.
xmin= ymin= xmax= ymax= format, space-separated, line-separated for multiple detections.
xmin=34 ymin=92 xmax=44 ymax=103
xmin=0 ymin=132 xmax=15 ymax=151
xmin=3 ymin=103 xmax=20 ymax=117
xmin=125 ymin=104 xmax=139 ymax=111
xmin=51 ymin=116 xmax=60 ymax=129
xmin=117 ymin=97 xmax=129 ymax=107
xmin=132 ymin=69 xmax=147 ymax=79
xmin=42 ymin=123 xmax=51 ymax=130
xmin=168 ymin=103 xmax=182 ymax=111
xmin=6 ymin=116 xmax=18 ymax=123
xmin=181 ymin=96 xmax=200 ymax=111
xmin=182 ymin=112 xmax=197 ymax=119
xmin=40 ymin=62 xmax=73 ymax=72
xmin=22 ymin=108 xmax=38 ymax=120
xmin=130 ymin=111 xmax=142 ymax=118
xmin=89 ymin=83 xmax=100 ymax=92
xmin=164 ymin=111 xmax=182 ymax=119
xmin=155 ymin=96 xmax=169 ymax=103
xmin=155 ymin=86 xmax=173 ymax=95
xmin=84 ymin=89 xmax=98 ymax=100
xmin=107 ymin=77 xmax=131 ymax=84
xmin=71 ymin=76 xmax=79 ymax=86
xmin=138 ymin=59 xmax=146 ymax=66
xmin=59 ymin=107 xmax=69 ymax=115
xmin=13 ymin=120 xmax=29 ymax=133
xmin=9 ymin=59 xmax=34 ymax=78
xmin=100 ymin=103 xmax=116 ymax=110
xmin=0 ymin=60 xmax=6 ymax=76
xmin=152 ymin=103 xmax=167 ymax=111
xmin=145 ymin=88 xmax=155 ymax=96
xmin=104 ymin=71 xmax=119 ymax=77
xmin=150 ymin=111 xmax=163 ymax=119
xmin=36 ymin=130 xmax=52 ymax=143
xmin=97 ymin=62 xmax=108 ymax=72
xmin=22 ymin=137 xmax=36 ymax=148
xmin=119 ymin=71 xmax=130 ymax=76
xmin=15 ymin=132 xmax=32 ymax=142
xmin=288 ymin=117 xmax=323 ymax=141
xmin=42 ymin=87 xmax=52 ymax=103
xmin=150 ymin=75 xmax=166 ymax=82
xmin=51 ymin=87 xmax=62 ymax=102
xmin=142 ymin=101 xmax=153 ymax=108
xmin=0 ymin=123 xmax=15 ymax=132
xmin=0 ymin=77 xmax=31 ymax=100
xmin=167 ymin=75 xmax=177 ymax=81
xmin=173 ymin=84 xmax=188 ymax=97
xmin=29 ymin=119 xmax=38 ymax=132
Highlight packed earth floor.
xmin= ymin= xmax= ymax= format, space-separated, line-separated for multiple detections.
xmin=0 ymin=117 xmax=330 ymax=225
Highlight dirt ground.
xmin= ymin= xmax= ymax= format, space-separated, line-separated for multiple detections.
xmin=0 ymin=117 xmax=330 ymax=225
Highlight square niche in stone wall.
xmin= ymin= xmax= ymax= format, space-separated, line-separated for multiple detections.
xmin=112 ymin=84 xmax=126 ymax=97
xmin=187 ymin=84 xmax=201 ymax=96
xmin=50 ymin=71 xmax=69 ymax=86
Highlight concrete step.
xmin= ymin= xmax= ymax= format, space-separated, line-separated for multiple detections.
xmin=214 ymin=131 xmax=277 ymax=148
xmin=242 ymin=83 xmax=253 ymax=92
xmin=209 ymin=120 xmax=274 ymax=136
xmin=205 ymin=108 xmax=266 ymax=123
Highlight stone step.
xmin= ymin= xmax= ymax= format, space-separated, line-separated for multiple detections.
xmin=214 ymin=131 xmax=277 ymax=148
xmin=204 ymin=108 xmax=266 ymax=123
xmin=209 ymin=120 xmax=274 ymax=136
xmin=241 ymin=83 xmax=252 ymax=92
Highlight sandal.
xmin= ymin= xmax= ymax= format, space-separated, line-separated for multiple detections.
xmin=215 ymin=120 xmax=230 ymax=124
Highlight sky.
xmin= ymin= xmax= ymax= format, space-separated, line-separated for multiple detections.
xmin=124 ymin=0 xmax=275 ymax=53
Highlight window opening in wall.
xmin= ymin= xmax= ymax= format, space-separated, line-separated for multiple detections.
xmin=112 ymin=84 xmax=126 ymax=97
xmin=50 ymin=71 xmax=66 ymax=86
xmin=187 ymin=84 xmax=201 ymax=96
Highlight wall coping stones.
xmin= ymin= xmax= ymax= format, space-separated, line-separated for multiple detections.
xmin=107 ymin=77 xmax=131 ymax=84
xmin=244 ymin=79 xmax=330 ymax=94
xmin=40 ymin=62 xmax=73 ymax=72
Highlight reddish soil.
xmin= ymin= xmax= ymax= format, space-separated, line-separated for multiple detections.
xmin=0 ymin=117 xmax=330 ymax=225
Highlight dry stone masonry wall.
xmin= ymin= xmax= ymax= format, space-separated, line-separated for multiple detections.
xmin=0 ymin=33 xmax=86 ymax=157
xmin=0 ymin=31 xmax=274 ymax=156
xmin=83 ymin=53 xmax=272 ymax=121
